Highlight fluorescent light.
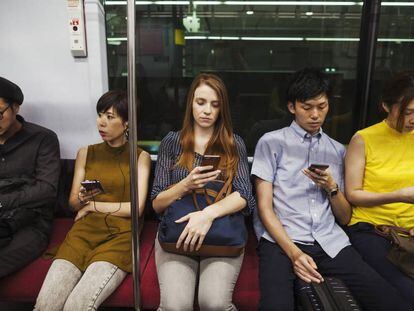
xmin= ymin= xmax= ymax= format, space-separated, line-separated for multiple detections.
xmin=224 ymin=1 xmax=361 ymax=5
xmin=154 ymin=1 xmax=189 ymax=4
xmin=378 ymin=38 xmax=414 ymax=42
xmin=241 ymin=36 xmax=303 ymax=41
xmin=382 ymin=2 xmax=414 ymax=6
xmin=105 ymin=1 xmax=414 ymax=6
xmin=185 ymin=36 xmax=208 ymax=39
xmin=306 ymin=37 xmax=359 ymax=41
xmin=220 ymin=36 xmax=239 ymax=40
xmin=193 ymin=1 xmax=223 ymax=4
xmin=107 ymin=36 xmax=414 ymax=43
xmin=208 ymin=36 xmax=240 ymax=40
xmin=107 ymin=37 xmax=128 ymax=41
xmin=246 ymin=10 xmax=254 ymax=15
xmin=105 ymin=1 xmax=127 ymax=4
xmin=305 ymin=11 xmax=314 ymax=16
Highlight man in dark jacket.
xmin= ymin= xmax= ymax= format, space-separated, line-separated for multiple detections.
xmin=0 ymin=77 xmax=60 ymax=277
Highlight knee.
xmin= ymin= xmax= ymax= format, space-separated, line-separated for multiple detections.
xmin=63 ymin=295 xmax=94 ymax=311
xmin=198 ymin=295 xmax=234 ymax=311
xmin=34 ymin=295 xmax=51 ymax=311
xmin=159 ymin=299 xmax=193 ymax=311
xmin=35 ymin=288 xmax=60 ymax=311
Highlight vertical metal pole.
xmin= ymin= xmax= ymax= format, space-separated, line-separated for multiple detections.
xmin=353 ymin=0 xmax=381 ymax=131
xmin=126 ymin=0 xmax=140 ymax=310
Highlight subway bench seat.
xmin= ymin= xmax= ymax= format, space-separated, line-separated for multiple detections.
xmin=0 ymin=157 xmax=260 ymax=310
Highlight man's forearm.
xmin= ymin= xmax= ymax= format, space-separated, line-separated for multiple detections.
xmin=0 ymin=181 xmax=57 ymax=211
xmin=329 ymin=191 xmax=352 ymax=225
xmin=259 ymin=208 xmax=301 ymax=260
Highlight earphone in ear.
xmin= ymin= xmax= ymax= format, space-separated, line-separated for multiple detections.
xmin=382 ymin=103 xmax=390 ymax=113
xmin=124 ymin=125 xmax=129 ymax=140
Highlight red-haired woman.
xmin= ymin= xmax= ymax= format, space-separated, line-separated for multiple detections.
xmin=151 ymin=73 xmax=255 ymax=310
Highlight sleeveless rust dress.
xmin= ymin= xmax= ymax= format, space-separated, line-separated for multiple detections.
xmin=53 ymin=142 xmax=143 ymax=272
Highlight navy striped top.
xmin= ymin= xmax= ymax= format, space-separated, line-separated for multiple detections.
xmin=151 ymin=131 xmax=256 ymax=215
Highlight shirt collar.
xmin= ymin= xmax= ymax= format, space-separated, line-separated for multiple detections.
xmin=290 ymin=120 xmax=323 ymax=142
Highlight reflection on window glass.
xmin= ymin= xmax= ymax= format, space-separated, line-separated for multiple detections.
xmin=369 ymin=2 xmax=414 ymax=126
xmin=104 ymin=1 xmax=363 ymax=154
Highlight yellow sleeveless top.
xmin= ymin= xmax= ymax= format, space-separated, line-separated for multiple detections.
xmin=348 ymin=121 xmax=414 ymax=229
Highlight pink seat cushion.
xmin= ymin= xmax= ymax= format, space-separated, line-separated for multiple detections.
xmin=0 ymin=218 xmax=158 ymax=307
xmin=0 ymin=219 xmax=259 ymax=310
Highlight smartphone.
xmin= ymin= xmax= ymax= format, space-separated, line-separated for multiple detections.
xmin=81 ymin=180 xmax=105 ymax=193
xmin=200 ymin=155 xmax=221 ymax=173
xmin=308 ymin=164 xmax=329 ymax=172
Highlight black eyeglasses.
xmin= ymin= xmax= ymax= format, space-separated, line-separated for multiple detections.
xmin=0 ymin=105 xmax=11 ymax=121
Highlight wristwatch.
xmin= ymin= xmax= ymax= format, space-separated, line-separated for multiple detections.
xmin=327 ymin=184 xmax=339 ymax=199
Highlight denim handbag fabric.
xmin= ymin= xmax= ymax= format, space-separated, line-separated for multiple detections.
xmin=158 ymin=179 xmax=247 ymax=257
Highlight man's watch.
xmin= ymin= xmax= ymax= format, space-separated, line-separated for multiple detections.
xmin=327 ymin=184 xmax=339 ymax=199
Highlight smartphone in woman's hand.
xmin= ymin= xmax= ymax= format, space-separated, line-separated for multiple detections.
xmin=80 ymin=180 xmax=105 ymax=193
xmin=201 ymin=155 xmax=221 ymax=173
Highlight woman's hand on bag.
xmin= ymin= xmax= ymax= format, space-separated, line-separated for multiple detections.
xmin=302 ymin=168 xmax=336 ymax=192
xmin=410 ymin=228 xmax=414 ymax=236
xmin=181 ymin=166 xmax=221 ymax=191
xmin=175 ymin=209 xmax=216 ymax=252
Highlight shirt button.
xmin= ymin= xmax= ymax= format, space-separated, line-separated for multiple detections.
xmin=1 ymin=158 xmax=5 ymax=162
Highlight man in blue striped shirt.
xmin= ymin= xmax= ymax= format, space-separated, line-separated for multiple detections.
xmin=252 ymin=68 xmax=412 ymax=311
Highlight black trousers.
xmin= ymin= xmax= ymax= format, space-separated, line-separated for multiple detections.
xmin=348 ymin=222 xmax=414 ymax=307
xmin=258 ymin=238 xmax=413 ymax=311
xmin=0 ymin=225 xmax=48 ymax=278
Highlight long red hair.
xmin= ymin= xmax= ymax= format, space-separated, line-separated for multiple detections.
xmin=177 ymin=73 xmax=239 ymax=179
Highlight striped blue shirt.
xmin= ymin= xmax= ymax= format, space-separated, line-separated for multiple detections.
xmin=151 ymin=131 xmax=256 ymax=214
xmin=251 ymin=121 xmax=350 ymax=258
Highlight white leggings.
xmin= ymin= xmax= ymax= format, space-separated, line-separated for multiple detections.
xmin=155 ymin=238 xmax=244 ymax=311
xmin=34 ymin=259 xmax=127 ymax=311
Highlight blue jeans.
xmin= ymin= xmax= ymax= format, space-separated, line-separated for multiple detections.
xmin=348 ymin=222 xmax=414 ymax=307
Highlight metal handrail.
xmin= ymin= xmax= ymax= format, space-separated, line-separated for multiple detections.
xmin=126 ymin=0 xmax=141 ymax=310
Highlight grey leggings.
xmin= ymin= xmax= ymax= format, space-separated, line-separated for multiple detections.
xmin=155 ymin=238 xmax=244 ymax=311
xmin=34 ymin=259 xmax=127 ymax=311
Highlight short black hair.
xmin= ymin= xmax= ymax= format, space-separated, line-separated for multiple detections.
xmin=286 ymin=68 xmax=331 ymax=104
xmin=0 ymin=77 xmax=24 ymax=106
xmin=96 ymin=90 xmax=128 ymax=122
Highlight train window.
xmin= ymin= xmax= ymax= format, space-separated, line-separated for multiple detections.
xmin=368 ymin=2 xmax=414 ymax=126
xmin=104 ymin=1 xmax=363 ymax=154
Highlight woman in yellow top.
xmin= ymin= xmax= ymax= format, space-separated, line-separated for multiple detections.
xmin=345 ymin=71 xmax=414 ymax=307
xmin=35 ymin=90 xmax=151 ymax=311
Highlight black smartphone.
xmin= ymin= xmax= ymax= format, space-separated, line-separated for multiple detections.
xmin=81 ymin=180 xmax=105 ymax=193
xmin=308 ymin=164 xmax=329 ymax=172
xmin=200 ymin=155 xmax=221 ymax=173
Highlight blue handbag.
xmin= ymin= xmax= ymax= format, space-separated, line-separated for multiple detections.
xmin=158 ymin=179 xmax=247 ymax=257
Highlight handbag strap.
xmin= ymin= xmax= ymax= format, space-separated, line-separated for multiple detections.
xmin=375 ymin=225 xmax=411 ymax=238
xmin=191 ymin=177 xmax=233 ymax=210
xmin=214 ymin=177 xmax=233 ymax=203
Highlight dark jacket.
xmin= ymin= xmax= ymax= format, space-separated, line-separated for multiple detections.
xmin=0 ymin=115 xmax=60 ymax=237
